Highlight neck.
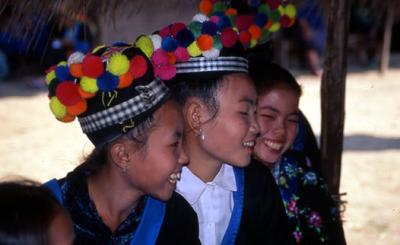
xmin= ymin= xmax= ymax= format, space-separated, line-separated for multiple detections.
xmin=184 ymin=132 xmax=223 ymax=182
xmin=88 ymin=164 xmax=143 ymax=232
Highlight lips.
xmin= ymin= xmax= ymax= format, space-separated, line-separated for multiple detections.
xmin=168 ymin=172 xmax=181 ymax=184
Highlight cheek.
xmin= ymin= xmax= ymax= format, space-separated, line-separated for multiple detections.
xmin=257 ymin=118 xmax=273 ymax=135
xmin=286 ymin=123 xmax=298 ymax=145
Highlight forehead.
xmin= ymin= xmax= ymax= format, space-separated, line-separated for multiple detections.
xmin=218 ymin=73 xmax=257 ymax=102
xmin=153 ymin=100 xmax=183 ymax=131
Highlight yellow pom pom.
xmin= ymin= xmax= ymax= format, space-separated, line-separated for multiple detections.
xmin=285 ymin=4 xmax=296 ymax=18
xmin=92 ymin=45 xmax=106 ymax=53
xmin=45 ymin=71 xmax=56 ymax=85
xmin=58 ymin=61 xmax=67 ymax=67
xmin=80 ymin=76 xmax=99 ymax=93
xmin=49 ymin=96 xmax=67 ymax=119
xmin=278 ymin=5 xmax=284 ymax=15
xmin=107 ymin=53 xmax=130 ymax=76
xmin=135 ymin=36 xmax=154 ymax=58
xmin=187 ymin=42 xmax=202 ymax=57
xmin=269 ymin=22 xmax=281 ymax=32
xmin=250 ymin=39 xmax=257 ymax=48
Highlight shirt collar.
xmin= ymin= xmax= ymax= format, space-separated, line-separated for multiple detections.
xmin=176 ymin=164 xmax=237 ymax=205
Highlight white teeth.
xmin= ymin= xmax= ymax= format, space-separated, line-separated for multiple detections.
xmin=265 ymin=140 xmax=283 ymax=150
xmin=242 ymin=141 xmax=255 ymax=147
xmin=169 ymin=172 xmax=181 ymax=184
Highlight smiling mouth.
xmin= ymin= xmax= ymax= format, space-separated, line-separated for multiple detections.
xmin=168 ymin=172 xmax=181 ymax=184
xmin=242 ymin=141 xmax=255 ymax=148
xmin=264 ymin=140 xmax=283 ymax=151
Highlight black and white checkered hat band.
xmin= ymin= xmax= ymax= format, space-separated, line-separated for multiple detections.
xmin=175 ymin=56 xmax=248 ymax=74
xmin=78 ymin=79 xmax=169 ymax=133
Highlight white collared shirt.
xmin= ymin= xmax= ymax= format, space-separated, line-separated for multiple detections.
xmin=176 ymin=164 xmax=237 ymax=245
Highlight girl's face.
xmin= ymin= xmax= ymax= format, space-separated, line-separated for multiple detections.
xmin=254 ymin=84 xmax=299 ymax=167
xmin=48 ymin=209 xmax=75 ymax=245
xmin=200 ymin=74 xmax=259 ymax=167
xmin=128 ymin=100 xmax=188 ymax=201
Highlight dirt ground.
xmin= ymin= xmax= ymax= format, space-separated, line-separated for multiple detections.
xmin=0 ymin=65 xmax=399 ymax=244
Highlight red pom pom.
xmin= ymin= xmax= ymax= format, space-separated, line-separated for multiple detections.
xmin=236 ymin=15 xmax=253 ymax=31
xmin=56 ymin=82 xmax=81 ymax=106
xmin=267 ymin=0 xmax=280 ymax=10
xmin=280 ymin=15 xmax=292 ymax=28
xmin=155 ymin=64 xmax=176 ymax=81
xmin=82 ymin=55 xmax=103 ymax=78
xmin=174 ymin=47 xmax=190 ymax=62
xmin=159 ymin=26 xmax=171 ymax=38
xmin=197 ymin=34 xmax=214 ymax=51
xmin=171 ymin=23 xmax=186 ymax=38
xmin=129 ymin=55 xmax=148 ymax=79
xmin=239 ymin=31 xmax=251 ymax=46
xmin=152 ymin=49 xmax=169 ymax=66
xmin=221 ymin=28 xmax=238 ymax=48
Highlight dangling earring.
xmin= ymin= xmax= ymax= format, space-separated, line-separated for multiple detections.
xmin=199 ymin=128 xmax=205 ymax=141
xmin=122 ymin=164 xmax=130 ymax=174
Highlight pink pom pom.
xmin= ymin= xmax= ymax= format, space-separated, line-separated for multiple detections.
xmin=155 ymin=64 xmax=176 ymax=81
xmin=220 ymin=28 xmax=238 ymax=48
xmin=151 ymin=49 xmax=169 ymax=66
xmin=159 ymin=26 xmax=171 ymax=38
xmin=210 ymin=16 xmax=219 ymax=24
xmin=174 ymin=47 xmax=190 ymax=62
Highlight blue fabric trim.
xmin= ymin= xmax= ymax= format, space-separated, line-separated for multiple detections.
xmin=43 ymin=178 xmax=63 ymax=205
xmin=221 ymin=167 xmax=244 ymax=245
xmin=292 ymin=111 xmax=305 ymax=151
xmin=130 ymin=196 xmax=166 ymax=245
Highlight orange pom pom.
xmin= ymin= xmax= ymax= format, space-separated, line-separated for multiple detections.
xmin=67 ymin=99 xmax=87 ymax=116
xmin=249 ymin=25 xmax=262 ymax=40
xmin=225 ymin=8 xmax=237 ymax=16
xmin=118 ymin=72 xmax=134 ymax=89
xmin=58 ymin=114 xmax=75 ymax=123
xmin=69 ymin=63 xmax=83 ymax=77
xmin=77 ymin=86 xmax=95 ymax=99
xmin=167 ymin=52 xmax=177 ymax=65
xmin=199 ymin=0 xmax=213 ymax=15
xmin=197 ymin=34 xmax=214 ymax=51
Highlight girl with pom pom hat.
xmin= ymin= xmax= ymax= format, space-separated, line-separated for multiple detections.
xmin=131 ymin=0 xmax=297 ymax=244
xmin=43 ymin=43 xmax=201 ymax=244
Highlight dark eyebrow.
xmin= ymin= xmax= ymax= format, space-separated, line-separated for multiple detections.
xmin=239 ymin=97 xmax=256 ymax=106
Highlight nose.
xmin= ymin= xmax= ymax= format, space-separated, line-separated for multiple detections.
xmin=272 ymin=119 xmax=285 ymax=135
xmin=249 ymin=110 xmax=260 ymax=136
xmin=178 ymin=144 xmax=189 ymax=166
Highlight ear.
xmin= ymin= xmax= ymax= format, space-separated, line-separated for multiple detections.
xmin=109 ymin=140 xmax=131 ymax=170
xmin=183 ymin=98 xmax=207 ymax=134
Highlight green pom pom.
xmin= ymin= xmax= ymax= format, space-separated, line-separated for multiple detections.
xmin=278 ymin=5 xmax=284 ymax=15
xmin=49 ymin=96 xmax=67 ymax=119
xmin=80 ymin=76 xmax=99 ymax=93
xmin=107 ymin=53 xmax=130 ymax=76
xmin=259 ymin=30 xmax=271 ymax=44
xmin=250 ymin=39 xmax=257 ymax=48
xmin=258 ymin=4 xmax=270 ymax=14
xmin=45 ymin=71 xmax=56 ymax=85
xmin=213 ymin=35 xmax=222 ymax=50
xmin=270 ymin=10 xmax=281 ymax=22
xmin=135 ymin=35 xmax=154 ymax=58
xmin=188 ymin=21 xmax=202 ymax=38
xmin=57 ymin=61 xmax=67 ymax=67
xmin=285 ymin=4 xmax=296 ymax=18
xmin=187 ymin=42 xmax=202 ymax=57
xmin=269 ymin=22 xmax=281 ymax=32
xmin=213 ymin=2 xmax=226 ymax=12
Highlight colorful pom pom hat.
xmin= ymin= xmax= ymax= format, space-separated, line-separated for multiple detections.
xmin=132 ymin=0 xmax=296 ymax=81
xmin=45 ymin=43 xmax=170 ymax=147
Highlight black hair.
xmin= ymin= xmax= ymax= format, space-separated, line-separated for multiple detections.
xmin=0 ymin=180 xmax=63 ymax=245
xmin=248 ymin=61 xmax=302 ymax=97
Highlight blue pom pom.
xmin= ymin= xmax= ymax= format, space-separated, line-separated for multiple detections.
xmin=254 ymin=13 xmax=268 ymax=27
xmin=217 ymin=16 xmax=232 ymax=31
xmin=111 ymin=41 xmax=129 ymax=47
xmin=161 ymin=37 xmax=178 ymax=52
xmin=97 ymin=72 xmax=119 ymax=92
xmin=212 ymin=11 xmax=225 ymax=17
xmin=201 ymin=21 xmax=218 ymax=36
xmin=55 ymin=66 xmax=73 ymax=81
xmin=176 ymin=29 xmax=195 ymax=48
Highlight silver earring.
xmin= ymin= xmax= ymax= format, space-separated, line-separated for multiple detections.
xmin=199 ymin=128 xmax=205 ymax=141
xmin=122 ymin=164 xmax=129 ymax=174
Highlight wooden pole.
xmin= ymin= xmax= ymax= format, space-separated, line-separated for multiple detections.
xmin=380 ymin=0 xmax=394 ymax=74
xmin=320 ymin=0 xmax=349 ymax=243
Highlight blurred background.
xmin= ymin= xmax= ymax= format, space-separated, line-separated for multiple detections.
xmin=0 ymin=0 xmax=399 ymax=244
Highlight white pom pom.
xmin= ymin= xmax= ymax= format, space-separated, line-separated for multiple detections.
xmin=67 ymin=52 xmax=85 ymax=66
xmin=150 ymin=34 xmax=162 ymax=50
xmin=192 ymin=13 xmax=209 ymax=23
xmin=202 ymin=48 xmax=220 ymax=59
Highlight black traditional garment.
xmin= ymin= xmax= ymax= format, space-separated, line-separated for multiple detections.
xmin=235 ymin=161 xmax=296 ymax=245
xmin=44 ymin=170 xmax=200 ymax=245
xmin=271 ymin=151 xmax=344 ymax=244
